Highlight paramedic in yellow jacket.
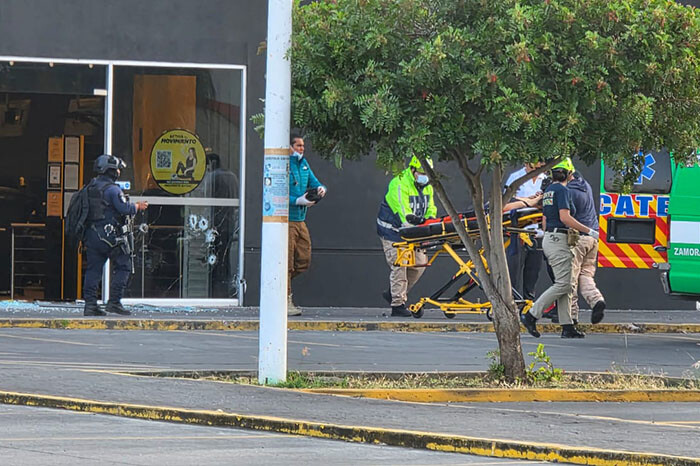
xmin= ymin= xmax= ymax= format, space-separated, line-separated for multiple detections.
xmin=376 ymin=156 xmax=437 ymax=317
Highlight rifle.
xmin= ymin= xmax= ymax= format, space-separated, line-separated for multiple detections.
xmin=116 ymin=194 xmax=136 ymax=274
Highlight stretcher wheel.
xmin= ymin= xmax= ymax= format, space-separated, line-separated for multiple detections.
xmin=409 ymin=303 xmax=424 ymax=319
xmin=486 ymin=308 xmax=493 ymax=321
xmin=444 ymin=311 xmax=456 ymax=319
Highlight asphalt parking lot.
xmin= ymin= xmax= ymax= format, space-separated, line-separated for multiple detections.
xmin=0 ymin=405 xmax=545 ymax=466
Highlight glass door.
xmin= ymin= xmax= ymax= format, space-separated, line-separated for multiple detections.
xmin=111 ymin=65 xmax=245 ymax=304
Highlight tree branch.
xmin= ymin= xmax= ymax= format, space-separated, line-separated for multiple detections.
xmin=454 ymin=152 xmax=492 ymax=261
xmin=501 ymin=156 xmax=564 ymax=205
xmin=421 ymin=159 xmax=496 ymax=296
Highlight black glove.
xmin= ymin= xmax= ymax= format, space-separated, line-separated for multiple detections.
xmin=405 ymin=214 xmax=425 ymax=225
xmin=305 ymin=187 xmax=323 ymax=203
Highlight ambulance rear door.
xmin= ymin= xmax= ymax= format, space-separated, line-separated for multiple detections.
xmin=598 ymin=150 xmax=672 ymax=269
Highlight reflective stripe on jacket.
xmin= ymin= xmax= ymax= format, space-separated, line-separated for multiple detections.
xmin=376 ymin=168 xmax=436 ymax=242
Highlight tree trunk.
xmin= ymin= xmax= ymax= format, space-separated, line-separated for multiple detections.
xmin=424 ymin=159 xmax=526 ymax=382
xmin=487 ymin=164 xmax=526 ymax=381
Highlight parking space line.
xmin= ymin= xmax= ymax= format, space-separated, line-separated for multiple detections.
xmin=175 ymin=330 xmax=370 ymax=349
xmin=0 ymin=434 xmax=292 ymax=441
xmin=0 ymin=333 xmax=96 ymax=346
xmin=450 ymin=404 xmax=700 ymax=431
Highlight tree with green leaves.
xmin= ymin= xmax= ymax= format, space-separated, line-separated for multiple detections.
xmin=289 ymin=0 xmax=700 ymax=380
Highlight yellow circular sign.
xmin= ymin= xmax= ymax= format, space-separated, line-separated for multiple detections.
xmin=149 ymin=129 xmax=206 ymax=195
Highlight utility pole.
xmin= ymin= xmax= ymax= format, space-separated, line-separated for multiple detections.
xmin=258 ymin=0 xmax=292 ymax=384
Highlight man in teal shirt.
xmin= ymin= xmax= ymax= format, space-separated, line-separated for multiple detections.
xmin=376 ymin=156 xmax=437 ymax=316
xmin=288 ymin=135 xmax=327 ymax=316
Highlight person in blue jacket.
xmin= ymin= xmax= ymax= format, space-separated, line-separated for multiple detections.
xmin=567 ymin=171 xmax=606 ymax=324
xmin=287 ymin=135 xmax=327 ymax=316
xmin=83 ymin=155 xmax=148 ymax=316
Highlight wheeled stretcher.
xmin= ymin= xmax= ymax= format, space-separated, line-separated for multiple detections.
xmin=392 ymin=207 xmax=543 ymax=319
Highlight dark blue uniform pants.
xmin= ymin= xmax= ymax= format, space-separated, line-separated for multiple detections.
xmin=83 ymin=228 xmax=131 ymax=304
xmin=507 ymin=240 xmax=543 ymax=300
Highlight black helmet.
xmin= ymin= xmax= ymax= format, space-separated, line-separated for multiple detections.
xmin=94 ymin=154 xmax=126 ymax=174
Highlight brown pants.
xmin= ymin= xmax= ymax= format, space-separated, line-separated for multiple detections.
xmin=570 ymin=235 xmax=604 ymax=320
xmin=288 ymin=221 xmax=311 ymax=294
xmin=381 ymin=238 xmax=427 ymax=306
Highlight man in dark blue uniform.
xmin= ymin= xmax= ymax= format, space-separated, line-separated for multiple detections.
xmin=83 ymin=155 xmax=148 ymax=316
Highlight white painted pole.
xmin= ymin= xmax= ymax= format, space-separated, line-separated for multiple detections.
xmin=102 ymin=63 xmax=114 ymax=303
xmin=258 ymin=0 xmax=292 ymax=384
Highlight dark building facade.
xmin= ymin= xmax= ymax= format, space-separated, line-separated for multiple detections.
xmin=0 ymin=0 xmax=694 ymax=310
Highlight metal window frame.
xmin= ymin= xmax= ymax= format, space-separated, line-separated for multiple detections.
xmin=1 ymin=56 xmax=248 ymax=307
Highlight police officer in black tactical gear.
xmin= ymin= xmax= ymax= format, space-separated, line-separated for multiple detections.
xmin=83 ymin=155 xmax=148 ymax=316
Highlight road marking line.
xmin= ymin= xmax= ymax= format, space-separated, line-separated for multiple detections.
xmin=450 ymin=404 xmax=700 ymax=431
xmin=174 ymin=330 xmax=369 ymax=349
xmin=0 ymin=360 xmax=162 ymax=369
xmin=0 ymin=334 xmax=95 ymax=346
xmin=0 ymin=434 xmax=292 ymax=441
xmin=655 ymin=421 xmax=700 ymax=426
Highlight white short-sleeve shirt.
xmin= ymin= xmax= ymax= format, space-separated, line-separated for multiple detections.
xmin=505 ymin=167 xmax=546 ymax=198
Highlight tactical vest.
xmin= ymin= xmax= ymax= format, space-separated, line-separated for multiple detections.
xmin=87 ymin=181 xmax=115 ymax=223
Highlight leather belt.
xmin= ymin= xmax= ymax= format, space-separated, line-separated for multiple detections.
xmin=546 ymin=227 xmax=587 ymax=236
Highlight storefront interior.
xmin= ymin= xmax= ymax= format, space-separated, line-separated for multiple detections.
xmin=0 ymin=60 xmax=245 ymax=304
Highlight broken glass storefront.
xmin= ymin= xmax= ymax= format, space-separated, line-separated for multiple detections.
xmin=1 ymin=58 xmax=246 ymax=305
xmin=112 ymin=66 xmax=245 ymax=303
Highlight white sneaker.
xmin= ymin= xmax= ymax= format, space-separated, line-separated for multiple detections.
xmin=288 ymin=295 xmax=302 ymax=316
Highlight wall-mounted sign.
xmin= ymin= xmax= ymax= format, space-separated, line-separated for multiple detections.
xmin=46 ymin=191 xmax=62 ymax=217
xmin=48 ymin=137 xmax=63 ymax=162
xmin=149 ymin=129 xmax=206 ymax=195
xmin=63 ymin=164 xmax=79 ymax=190
xmin=47 ymin=164 xmax=62 ymax=189
xmin=64 ymin=136 xmax=80 ymax=163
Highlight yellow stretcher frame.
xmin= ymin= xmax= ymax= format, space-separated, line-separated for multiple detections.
xmin=392 ymin=211 xmax=542 ymax=320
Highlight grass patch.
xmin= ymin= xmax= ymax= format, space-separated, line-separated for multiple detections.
xmin=200 ymin=370 xmax=700 ymax=390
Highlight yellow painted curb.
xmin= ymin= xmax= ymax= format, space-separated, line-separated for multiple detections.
xmin=0 ymin=318 xmax=699 ymax=334
xmin=0 ymin=390 xmax=698 ymax=466
xmin=302 ymin=388 xmax=700 ymax=403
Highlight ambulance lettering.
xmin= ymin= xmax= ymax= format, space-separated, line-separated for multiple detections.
xmin=673 ymin=247 xmax=700 ymax=256
xmin=600 ymin=194 xmax=669 ymax=217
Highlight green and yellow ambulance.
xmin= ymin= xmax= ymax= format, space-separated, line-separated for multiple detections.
xmin=599 ymin=150 xmax=700 ymax=298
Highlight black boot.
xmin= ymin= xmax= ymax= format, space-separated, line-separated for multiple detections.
xmin=561 ymin=324 xmax=585 ymax=338
xmin=520 ymin=311 xmax=540 ymax=338
xmin=391 ymin=304 xmax=412 ymax=317
xmin=84 ymin=302 xmax=106 ymax=316
xmin=591 ymin=301 xmax=606 ymax=324
xmin=105 ymin=300 xmax=131 ymax=316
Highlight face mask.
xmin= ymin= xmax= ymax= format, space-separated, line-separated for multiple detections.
xmin=415 ymin=174 xmax=429 ymax=185
xmin=292 ymin=151 xmax=303 ymax=160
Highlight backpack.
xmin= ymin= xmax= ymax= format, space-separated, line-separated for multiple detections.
xmin=64 ymin=179 xmax=112 ymax=248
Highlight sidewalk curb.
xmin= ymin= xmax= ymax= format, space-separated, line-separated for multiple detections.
xmin=0 ymin=318 xmax=699 ymax=334
xmin=1 ymin=390 xmax=698 ymax=466
xmin=302 ymin=388 xmax=700 ymax=403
